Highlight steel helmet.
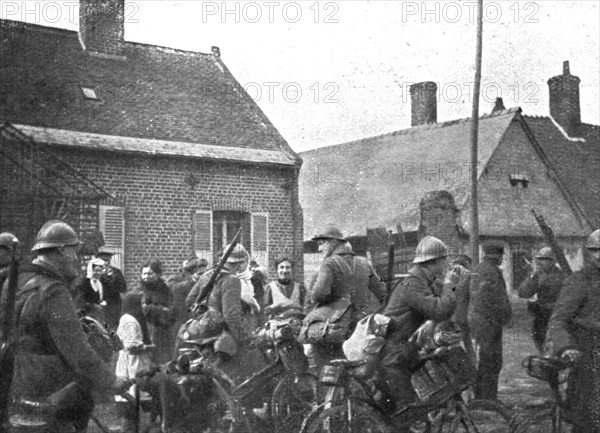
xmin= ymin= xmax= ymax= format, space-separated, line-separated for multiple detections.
xmin=413 ymin=236 xmax=448 ymax=263
xmin=585 ymin=229 xmax=600 ymax=249
xmin=0 ymin=232 xmax=19 ymax=249
xmin=311 ymin=225 xmax=346 ymax=242
xmin=225 ymin=243 xmax=249 ymax=263
xmin=534 ymin=246 xmax=555 ymax=260
xmin=31 ymin=220 xmax=81 ymax=252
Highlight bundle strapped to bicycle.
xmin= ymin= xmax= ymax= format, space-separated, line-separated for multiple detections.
xmin=522 ymin=355 xmax=572 ymax=383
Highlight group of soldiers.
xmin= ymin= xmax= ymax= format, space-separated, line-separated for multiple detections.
xmin=1 ymin=219 xmax=599 ymax=433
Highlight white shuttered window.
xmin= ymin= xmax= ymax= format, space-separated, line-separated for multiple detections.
xmin=194 ymin=210 xmax=214 ymax=267
xmin=99 ymin=205 xmax=125 ymax=269
xmin=251 ymin=213 xmax=269 ymax=268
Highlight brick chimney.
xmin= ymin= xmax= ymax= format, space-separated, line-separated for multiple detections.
xmin=492 ymin=97 xmax=505 ymax=113
xmin=410 ymin=81 xmax=437 ymax=126
xmin=547 ymin=61 xmax=581 ymax=136
xmin=79 ymin=0 xmax=124 ymax=56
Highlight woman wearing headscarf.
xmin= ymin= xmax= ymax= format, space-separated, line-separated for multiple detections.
xmin=115 ymin=290 xmax=153 ymax=432
xmin=139 ymin=259 xmax=176 ymax=364
xmin=75 ymin=257 xmax=107 ymax=323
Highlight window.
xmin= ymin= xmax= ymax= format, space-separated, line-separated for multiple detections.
xmin=193 ymin=210 xmax=268 ymax=267
xmin=509 ymin=173 xmax=529 ymax=188
xmin=99 ymin=205 xmax=125 ymax=269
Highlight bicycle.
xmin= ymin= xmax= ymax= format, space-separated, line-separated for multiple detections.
xmin=300 ymin=345 xmax=511 ymax=433
xmin=175 ymin=317 xmax=318 ymax=433
xmin=510 ymin=355 xmax=574 ymax=433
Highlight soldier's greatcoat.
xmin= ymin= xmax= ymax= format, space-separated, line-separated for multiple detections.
xmin=546 ymin=264 xmax=600 ymax=433
xmin=380 ymin=265 xmax=457 ymax=407
xmin=8 ymin=261 xmax=116 ymax=397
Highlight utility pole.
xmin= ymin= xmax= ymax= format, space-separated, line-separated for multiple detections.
xmin=470 ymin=0 xmax=483 ymax=265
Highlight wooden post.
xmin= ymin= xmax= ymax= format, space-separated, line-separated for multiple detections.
xmin=470 ymin=0 xmax=484 ymax=265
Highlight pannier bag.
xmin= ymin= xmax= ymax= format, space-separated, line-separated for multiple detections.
xmin=411 ymin=346 xmax=475 ymax=403
xmin=342 ymin=313 xmax=390 ymax=378
xmin=298 ymin=298 xmax=353 ymax=345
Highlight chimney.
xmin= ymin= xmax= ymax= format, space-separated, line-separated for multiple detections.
xmin=492 ymin=97 xmax=505 ymax=113
xmin=410 ymin=81 xmax=437 ymax=126
xmin=79 ymin=0 xmax=124 ymax=57
xmin=547 ymin=61 xmax=581 ymax=136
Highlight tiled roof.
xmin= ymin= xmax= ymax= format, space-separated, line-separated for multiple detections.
xmin=0 ymin=19 xmax=300 ymax=165
xmin=9 ymin=123 xmax=298 ymax=166
xmin=525 ymin=116 xmax=600 ymax=229
xmin=299 ymin=109 xmax=519 ymax=239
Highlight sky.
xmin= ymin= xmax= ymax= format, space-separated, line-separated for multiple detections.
xmin=1 ymin=1 xmax=599 ymax=153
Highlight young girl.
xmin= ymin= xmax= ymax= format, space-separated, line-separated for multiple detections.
xmin=115 ymin=290 xmax=153 ymax=432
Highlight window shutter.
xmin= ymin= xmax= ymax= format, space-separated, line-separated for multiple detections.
xmin=251 ymin=212 xmax=269 ymax=270
xmin=99 ymin=205 xmax=125 ymax=269
xmin=194 ymin=210 xmax=213 ymax=267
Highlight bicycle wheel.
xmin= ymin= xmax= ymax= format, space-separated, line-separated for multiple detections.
xmin=301 ymin=399 xmax=392 ymax=433
xmin=512 ymin=407 xmax=573 ymax=433
xmin=426 ymin=398 xmax=511 ymax=432
xmin=272 ymin=373 xmax=319 ymax=433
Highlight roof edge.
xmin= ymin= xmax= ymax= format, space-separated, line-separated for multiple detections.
xmin=301 ymin=107 xmax=521 ymax=156
xmin=7 ymin=123 xmax=298 ymax=167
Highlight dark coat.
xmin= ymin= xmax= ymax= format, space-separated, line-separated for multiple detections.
xmin=469 ymin=256 xmax=512 ymax=333
xmin=76 ymin=278 xmax=103 ymax=306
xmin=309 ymin=243 xmax=386 ymax=322
xmin=141 ymin=278 xmax=175 ymax=364
xmin=383 ymin=265 xmax=457 ymax=343
xmin=100 ymin=266 xmax=127 ymax=330
xmin=171 ymin=275 xmax=197 ymax=332
xmin=518 ymin=265 xmax=564 ymax=310
xmin=4 ymin=261 xmax=115 ymax=398
xmin=545 ymin=264 xmax=600 ymax=432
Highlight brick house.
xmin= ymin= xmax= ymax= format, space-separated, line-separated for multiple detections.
xmin=300 ymin=62 xmax=598 ymax=291
xmin=0 ymin=0 xmax=303 ymax=285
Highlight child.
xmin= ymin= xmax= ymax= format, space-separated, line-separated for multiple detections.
xmin=115 ymin=290 xmax=153 ymax=432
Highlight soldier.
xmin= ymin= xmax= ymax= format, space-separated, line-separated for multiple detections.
xmin=305 ymin=225 xmax=386 ymax=367
xmin=3 ymin=220 xmax=129 ymax=432
xmin=518 ymin=246 xmax=564 ymax=353
xmin=185 ymin=244 xmax=264 ymax=383
xmin=545 ymin=229 xmax=600 ymax=433
xmin=380 ymin=236 xmax=457 ymax=411
xmin=469 ymin=241 xmax=512 ymax=401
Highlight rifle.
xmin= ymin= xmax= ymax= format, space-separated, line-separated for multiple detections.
xmin=385 ymin=230 xmax=395 ymax=304
xmin=191 ymin=229 xmax=242 ymax=315
xmin=0 ymin=239 xmax=21 ymax=429
xmin=531 ymin=209 xmax=572 ymax=276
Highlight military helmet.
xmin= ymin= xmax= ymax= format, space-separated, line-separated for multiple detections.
xmin=585 ymin=229 xmax=600 ymax=249
xmin=0 ymin=232 xmax=19 ymax=249
xmin=534 ymin=246 xmax=555 ymax=260
xmin=31 ymin=220 xmax=80 ymax=252
xmin=311 ymin=225 xmax=346 ymax=242
xmin=413 ymin=236 xmax=448 ymax=263
xmin=225 ymin=243 xmax=249 ymax=263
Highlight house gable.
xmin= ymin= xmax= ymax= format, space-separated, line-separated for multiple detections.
xmin=299 ymin=109 xmax=518 ymax=240
xmin=474 ymin=116 xmax=590 ymax=237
